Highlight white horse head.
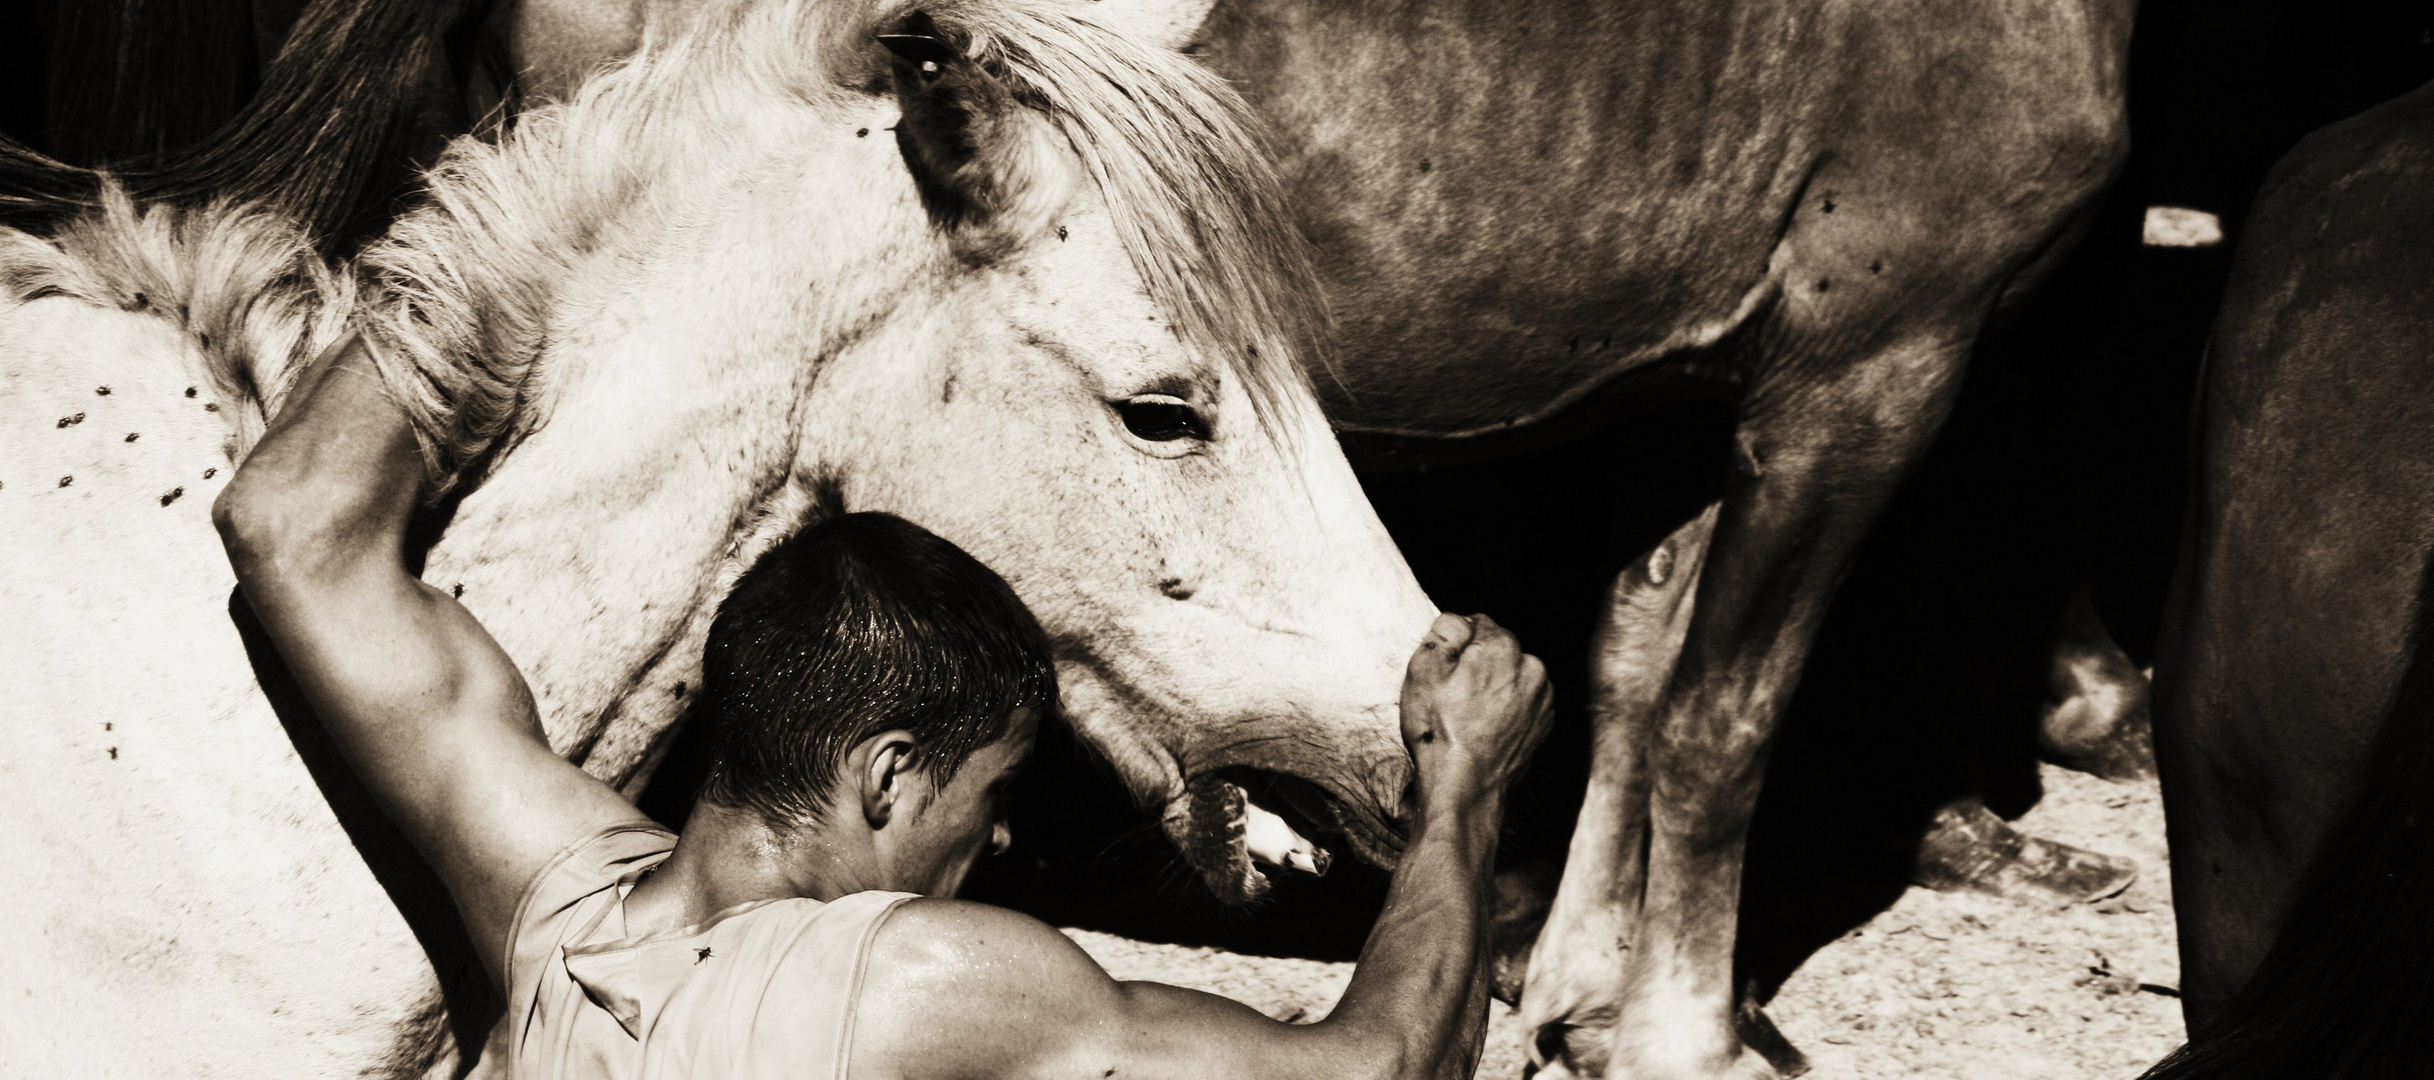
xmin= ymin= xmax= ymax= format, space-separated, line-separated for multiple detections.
xmin=360 ymin=0 xmax=1433 ymax=899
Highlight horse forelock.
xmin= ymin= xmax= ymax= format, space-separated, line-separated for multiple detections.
xmin=925 ymin=0 xmax=1331 ymax=437
xmin=0 ymin=186 xmax=352 ymax=458
xmin=748 ymin=0 xmax=1333 ymax=434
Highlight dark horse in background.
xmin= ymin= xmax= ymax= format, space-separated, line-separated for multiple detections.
xmin=2139 ymin=79 xmax=2434 ymax=1078
xmin=1903 ymin=5 xmax=2433 ymax=1071
xmin=0 ymin=1 xmax=2139 ymax=1077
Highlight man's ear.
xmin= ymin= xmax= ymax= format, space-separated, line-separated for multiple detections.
xmin=859 ymin=730 xmax=922 ymax=829
xmin=878 ymin=11 xmax=1078 ymax=261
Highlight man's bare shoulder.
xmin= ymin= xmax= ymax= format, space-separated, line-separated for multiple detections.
xmin=850 ymin=898 xmax=1126 ymax=1078
xmin=865 ymin=898 xmax=1118 ymax=1001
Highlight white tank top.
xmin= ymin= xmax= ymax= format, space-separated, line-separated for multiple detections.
xmin=489 ymin=824 xmax=915 ymax=1079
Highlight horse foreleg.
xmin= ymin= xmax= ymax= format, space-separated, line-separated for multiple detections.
xmin=1602 ymin=336 xmax=1973 ymax=1080
xmin=1520 ymin=505 xmax=1719 ymax=1077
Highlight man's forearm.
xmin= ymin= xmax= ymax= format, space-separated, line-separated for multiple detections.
xmin=1320 ymin=782 xmax=1506 ymax=1079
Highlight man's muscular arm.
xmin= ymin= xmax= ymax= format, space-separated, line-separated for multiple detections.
xmin=851 ymin=613 xmax=1553 ymax=1080
xmin=213 ymin=341 xmax=650 ymax=985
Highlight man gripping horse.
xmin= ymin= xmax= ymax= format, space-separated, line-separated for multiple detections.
xmin=212 ymin=336 xmax=1554 ymax=1079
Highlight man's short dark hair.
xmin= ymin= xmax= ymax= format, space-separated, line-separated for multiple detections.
xmin=696 ymin=512 xmax=1057 ymax=825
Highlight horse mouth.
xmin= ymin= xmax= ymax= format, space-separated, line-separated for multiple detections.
xmin=1161 ymin=768 xmax=1391 ymax=903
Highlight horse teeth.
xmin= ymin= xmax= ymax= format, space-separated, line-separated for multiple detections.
xmin=1243 ymin=799 xmax=1328 ymax=876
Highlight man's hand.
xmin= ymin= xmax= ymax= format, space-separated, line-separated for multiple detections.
xmin=1400 ymin=613 xmax=1554 ymax=811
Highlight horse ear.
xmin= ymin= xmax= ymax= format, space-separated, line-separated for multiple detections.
xmin=880 ymin=12 xmax=1077 ymax=260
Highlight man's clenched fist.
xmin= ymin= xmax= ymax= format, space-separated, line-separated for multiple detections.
xmin=1400 ymin=613 xmax=1554 ymax=807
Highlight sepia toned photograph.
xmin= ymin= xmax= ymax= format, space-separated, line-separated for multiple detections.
xmin=2 ymin=1 xmax=2429 ymax=1076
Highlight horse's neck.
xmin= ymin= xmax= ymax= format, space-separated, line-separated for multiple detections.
xmin=409 ymin=224 xmax=832 ymax=783
xmin=371 ymin=50 xmax=873 ymax=782
xmin=414 ymin=327 xmax=779 ymax=777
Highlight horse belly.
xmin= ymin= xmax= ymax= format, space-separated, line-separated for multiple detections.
xmin=0 ymin=300 xmax=444 ymax=1078
xmin=1202 ymin=0 xmax=2128 ymax=440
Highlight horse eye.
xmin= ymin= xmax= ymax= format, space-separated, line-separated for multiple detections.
xmin=1117 ymin=396 xmax=1207 ymax=442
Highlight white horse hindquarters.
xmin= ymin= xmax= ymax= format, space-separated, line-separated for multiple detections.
xmin=0 ymin=299 xmax=441 ymax=1078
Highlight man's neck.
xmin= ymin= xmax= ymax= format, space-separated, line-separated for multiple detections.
xmin=621 ymin=801 xmax=872 ymax=934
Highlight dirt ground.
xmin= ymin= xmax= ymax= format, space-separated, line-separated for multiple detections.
xmin=1064 ymin=764 xmax=2185 ymax=1078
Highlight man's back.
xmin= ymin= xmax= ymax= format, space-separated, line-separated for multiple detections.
xmin=501 ymin=824 xmax=916 ymax=1079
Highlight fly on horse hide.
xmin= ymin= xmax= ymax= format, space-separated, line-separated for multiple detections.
xmin=2143 ymin=78 xmax=2434 ymax=1080
xmin=0 ymin=2 xmax=1435 ymax=1074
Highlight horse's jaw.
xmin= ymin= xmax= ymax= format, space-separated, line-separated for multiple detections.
xmin=1052 ymin=589 xmax=1430 ymax=903
xmin=1028 ymin=394 xmax=1439 ymax=901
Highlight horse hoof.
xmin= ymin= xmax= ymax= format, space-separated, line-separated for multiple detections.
xmin=2036 ymin=589 xmax=2157 ymax=781
xmin=2038 ymin=684 xmax=2157 ymax=782
xmin=1735 ymin=995 xmax=1811 ymax=1078
xmin=1912 ymin=798 xmax=2136 ymax=904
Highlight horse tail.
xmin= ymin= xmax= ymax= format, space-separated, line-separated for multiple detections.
xmin=19 ymin=0 xmax=481 ymax=250
xmin=44 ymin=0 xmax=264 ymax=168
xmin=2138 ymin=543 xmax=2434 ymax=1078
xmin=0 ymin=134 xmax=104 ymax=234
xmin=126 ymin=0 xmax=487 ymax=249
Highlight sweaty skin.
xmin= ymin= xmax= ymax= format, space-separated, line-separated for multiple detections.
xmin=215 ymin=340 xmax=1554 ymax=1080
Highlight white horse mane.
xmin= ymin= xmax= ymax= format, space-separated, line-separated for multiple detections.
xmin=358 ymin=0 xmax=1329 ymax=503
xmin=0 ymin=186 xmax=352 ymax=457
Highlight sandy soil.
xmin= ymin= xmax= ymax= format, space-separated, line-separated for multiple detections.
xmin=1065 ymin=764 xmax=2185 ymax=1079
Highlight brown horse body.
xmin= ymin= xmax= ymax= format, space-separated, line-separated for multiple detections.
xmin=2145 ymin=79 xmax=2434 ymax=1078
